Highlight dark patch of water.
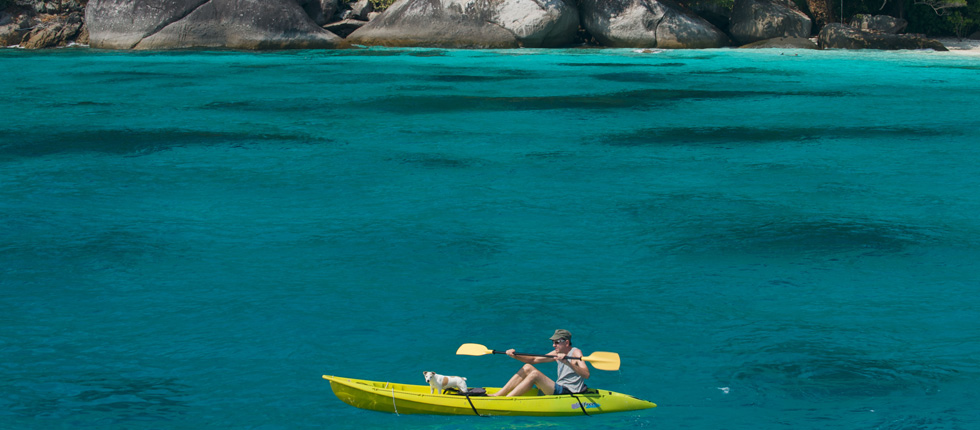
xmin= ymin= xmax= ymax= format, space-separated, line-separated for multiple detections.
xmin=0 ymin=129 xmax=324 ymax=158
xmin=369 ymin=88 xmax=805 ymax=113
xmin=8 ymin=376 xmax=190 ymax=422
xmin=720 ymin=341 xmax=956 ymax=400
xmin=695 ymin=218 xmax=933 ymax=257
xmin=692 ymin=67 xmax=804 ymax=77
xmin=601 ymin=126 xmax=950 ymax=146
xmin=423 ymin=74 xmax=518 ymax=83
xmin=394 ymin=153 xmax=476 ymax=169
xmin=557 ymin=62 xmax=655 ymax=67
xmin=593 ymin=72 xmax=669 ymax=83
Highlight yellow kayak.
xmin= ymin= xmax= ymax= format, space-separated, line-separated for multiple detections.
xmin=323 ymin=375 xmax=656 ymax=416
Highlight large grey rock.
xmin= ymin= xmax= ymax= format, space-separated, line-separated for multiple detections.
xmin=347 ymin=0 xmax=579 ymax=48
xmin=683 ymin=0 xmax=731 ymax=32
xmin=299 ymin=0 xmax=339 ymax=26
xmin=21 ymin=12 xmax=84 ymax=48
xmin=579 ymin=0 xmax=729 ymax=49
xmin=818 ymin=23 xmax=947 ymax=50
xmin=1 ymin=0 xmax=85 ymax=14
xmin=1 ymin=13 xmax=34 ymax=46
xmin=29 ymin=0 xmax=87 ymax=14
xmin=849 ymin=14 xmax=907 ymax=34
xmin=1 ymin=25 xmax=24 ymax=47
xmin=349 ymin=0 xmax=374 ymax=20
xmin=85 ymin=0 xmax=343 ymax=50
xmin=729 ymin=0 xmax=811 ymax=45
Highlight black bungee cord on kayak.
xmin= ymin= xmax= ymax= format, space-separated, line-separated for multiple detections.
xmin=448 ymin=387 xmax=594 ymax=417
xmin=463 ymin=392 xmax=484 ymax=417
xmin=569 ymin=393 xmax=591 ymax=416
xmin=570 ymin=389 xmax=603 ymax=416
xmin=447 ymin=388 xmax=487 ymax=417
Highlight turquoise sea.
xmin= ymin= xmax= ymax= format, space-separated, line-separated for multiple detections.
xmin=2 ymin=46 xmax=979 ymax=429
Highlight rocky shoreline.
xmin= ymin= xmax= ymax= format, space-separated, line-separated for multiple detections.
xmin=1 ymin=1 xmax=87 ymax=48
xmin=2 ymin=0 xmax=975 ymax=51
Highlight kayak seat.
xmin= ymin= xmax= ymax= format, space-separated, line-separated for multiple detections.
xmin=446 ymin=387 xmax=487 ymax=396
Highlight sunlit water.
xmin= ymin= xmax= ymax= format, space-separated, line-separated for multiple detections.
xmin=2 ymin=47 xmax=979 ymax=429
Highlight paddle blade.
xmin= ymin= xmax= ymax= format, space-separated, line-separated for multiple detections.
xmin=456 ymin=343 xmax=493 ymax=356
xmin=583 ymin=351 xmax=621 ymax=371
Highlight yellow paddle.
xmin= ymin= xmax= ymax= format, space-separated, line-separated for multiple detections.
xmin=456 ymin=343 xmax=621 ymax=371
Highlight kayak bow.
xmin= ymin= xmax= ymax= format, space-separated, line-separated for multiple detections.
xmin=322 ymin=375 xmax=656 ymax=416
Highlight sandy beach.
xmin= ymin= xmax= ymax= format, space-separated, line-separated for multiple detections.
xmin=937 ymin=37 xmax=980 ymax=54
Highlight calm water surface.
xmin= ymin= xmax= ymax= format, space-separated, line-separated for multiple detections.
xmin=2 ymin=47 xmax=979 ymax=429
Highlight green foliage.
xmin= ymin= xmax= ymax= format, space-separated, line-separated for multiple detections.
xmin=914 ymin=0 xmax=967 ymax=16
xmin=907 ymin=5 xmax=952 ymax=33
xmin=906 ymin=0 xmax=979 ymax=34
xmin=370 ymin=0 xmax=397 ymax=11
xmin=946 ymin=11 xmax=976 ymax=37
xmin=946 ymin=0 xmax=980 ymax=36
xmin=839 ymin=0 xmax=980 ymax=36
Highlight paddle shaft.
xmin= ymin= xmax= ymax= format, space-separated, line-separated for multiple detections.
xmin=491 ymin=350 xmax=584 ymax=362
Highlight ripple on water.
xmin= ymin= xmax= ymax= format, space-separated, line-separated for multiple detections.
xmin=8 ymin=376 xmax=190 ymax=422
xmin=718 ymin=340 xmax=957 ymax=400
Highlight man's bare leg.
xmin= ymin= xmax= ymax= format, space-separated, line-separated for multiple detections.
xmin=490 ymin=364 xmax=556 ymax=397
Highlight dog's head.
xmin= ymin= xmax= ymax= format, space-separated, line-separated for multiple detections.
xmin=422 ymin=371 xmax=436 ymax=383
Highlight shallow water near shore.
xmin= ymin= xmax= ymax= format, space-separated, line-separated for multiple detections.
xmin=2 ymin=47 xmax=979 ymax=429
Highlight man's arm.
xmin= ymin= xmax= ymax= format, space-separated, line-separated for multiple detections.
xmin=557 ymin=348 xmax=590 ymax=379
xmin=505 ymin=349 xmax=557 ymax=364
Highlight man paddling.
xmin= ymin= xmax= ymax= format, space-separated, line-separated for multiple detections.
xmin=489 ymin=329 xmax=590 ymax=397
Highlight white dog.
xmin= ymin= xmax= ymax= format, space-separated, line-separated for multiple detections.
xmin=423 ymin=371 xmax=468 ymax=394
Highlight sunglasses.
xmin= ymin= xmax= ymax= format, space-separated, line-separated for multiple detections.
xmin=552 ymin=339 xmax=567 ymax=344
